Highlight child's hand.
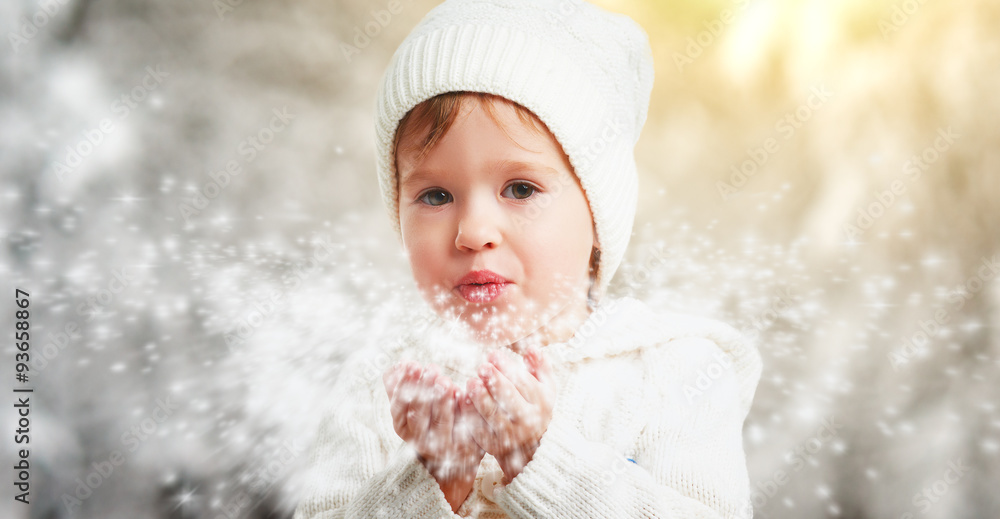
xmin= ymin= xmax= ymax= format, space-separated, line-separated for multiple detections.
xmin=465 ymin=346 xmax=558 ymax=483
xmin=382 ymin=362 xmax=485 ymax=483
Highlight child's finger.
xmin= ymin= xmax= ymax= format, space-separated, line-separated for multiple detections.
xmin=418 ymin=365 xmax=444 ymax=403
xmin=456 ymin=389 xmax=480 ymax=432
xmin=390 ymin=362 xmax=424 ymax=440
xmin=459 ymin=377 xmax=495 ymax=450
xmin=527 ymin=347 xmax=551 ymax=379
xmin=471 ymin=369 xmax=514 ymax=438
xmin=481 ymin=362 xmax=529 ymax=424
xmin=384 ymin=361 xmax=408 ymax=395
xmin=528 ymin=347 xmax=557 ymax=396
xmin=453 ymin=397 xmax=488 ymax=471
xmin=458 ymin=384 xmax=495 ymax=450
xmin=428 ymin=379 xmax=455 ymax=445
xmin=394 ymin=363 xmax=422 ymax=403
xmin=391 ymin=364 xmax=424 ymax=437
xmin=419 ymin=364 xmax=440 ymax=392
xmin=407 ymin=371 xmax=438 ymax=436
xmin=389 ymin=388 xmax=410 ymax=435
xmin=524 ymin=347 xmax=539 ymax=379
xmin=489 ymin=350 xmax=541 ymax=405
xmin=383 ymin=363 xmax=405 ymax=399
xmin=390 ymin=363 xmax=418 ymax=411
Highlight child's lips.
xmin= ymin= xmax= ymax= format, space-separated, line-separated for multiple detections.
xmin=455 ymin=269 xmax=512 ymax=303
xmin=456 ymin=282 xmax=509 ymax=303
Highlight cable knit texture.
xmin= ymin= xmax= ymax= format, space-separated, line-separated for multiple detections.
xmin=373 ymin=0 xmax=656 ymax=300
xmin=293 ymin=296 xmax=762 ymax=518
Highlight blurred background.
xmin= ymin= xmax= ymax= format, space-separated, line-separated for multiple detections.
xmin=1 ymin=0 xmax=998 ymax=517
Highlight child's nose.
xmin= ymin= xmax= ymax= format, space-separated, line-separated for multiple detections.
xmin=454 ymin=201 xmax=503 ymax=252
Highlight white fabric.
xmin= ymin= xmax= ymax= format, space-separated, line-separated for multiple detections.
xmin=292 ymin=296 xmax=762 ymax=518
xmin=373 ymin=0 xmax=656 ymax=300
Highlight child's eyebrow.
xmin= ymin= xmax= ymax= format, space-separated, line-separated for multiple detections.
xmin=492 ymin=159 xmax=560 ymax=178
xmin=400 ymin=160 xmax=559 ymax=190
xmin=399 ymin=168 xmax=440 ymax=191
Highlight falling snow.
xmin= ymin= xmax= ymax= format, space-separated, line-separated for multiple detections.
xmin=1 ymin=0 xmax=998 ymax=518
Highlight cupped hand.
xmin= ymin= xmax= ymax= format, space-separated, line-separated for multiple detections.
xmin=464 ymin=346 xmax=558 ymax=482
xmin=383 ymin=361 xmax=485 ymax=482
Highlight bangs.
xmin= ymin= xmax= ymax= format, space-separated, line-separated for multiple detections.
xmin=392 ymin=91 xmax=549 ymax=173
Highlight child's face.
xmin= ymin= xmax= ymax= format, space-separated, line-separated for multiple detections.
xmin=396 ymin=98 xmax=595 ymax=347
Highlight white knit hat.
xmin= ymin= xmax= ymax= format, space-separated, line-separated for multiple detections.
xmin=373 ymin=0 xmax=655 ymax=301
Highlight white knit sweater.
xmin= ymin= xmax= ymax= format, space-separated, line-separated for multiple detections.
xmin=292 ymin=295 xmax=762 ymax=518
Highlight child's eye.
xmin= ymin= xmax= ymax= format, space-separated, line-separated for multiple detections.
xmin=502 ymin=182 xmax=538 ymax=200
xmin=418 ymin=189 xmax=452 ymax=206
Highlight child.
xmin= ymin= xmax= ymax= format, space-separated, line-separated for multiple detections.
xmin=294 ymin=0 xmax=762 ymax=517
